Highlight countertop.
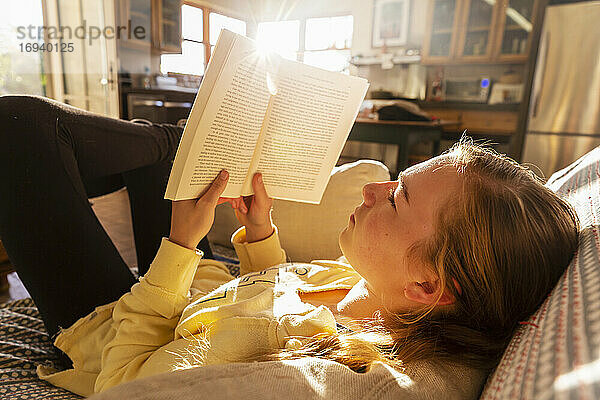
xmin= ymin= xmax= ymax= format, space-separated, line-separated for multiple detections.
xmin=120 ymin=86 xmax=198 ymax=97
xmin=417 ymin=100 xmax=521 ymax=112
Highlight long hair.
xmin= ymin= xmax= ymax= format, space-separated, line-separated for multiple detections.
xmin=178 ymin=139 xmax=580 ymax=374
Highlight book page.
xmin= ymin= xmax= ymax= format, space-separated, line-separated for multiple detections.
xmin=248 ymin=61 xmax=368 ymax=203
xmin=168 ymin=31 xmax=278 ymax=200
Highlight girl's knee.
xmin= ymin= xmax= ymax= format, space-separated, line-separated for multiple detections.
xmin=0 ymin=95 xmax=53 ymax=119
xmin=0 ymin=95 xmax=59 ymax=148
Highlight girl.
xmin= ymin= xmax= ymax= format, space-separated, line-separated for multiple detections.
xmin=0 ymin=95 xmax=579 ymax=397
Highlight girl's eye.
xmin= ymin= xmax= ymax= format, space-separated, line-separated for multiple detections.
xmin=388 ymin=189 xmax=396 ymax=210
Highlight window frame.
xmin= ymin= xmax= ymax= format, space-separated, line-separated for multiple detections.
xmin=168 ymin=5 xmax=354 ymax=75
xmin=257 ymin=12 xmax=353 ymax=71
xmin=176 ymin=1 xmax=250 ymax=74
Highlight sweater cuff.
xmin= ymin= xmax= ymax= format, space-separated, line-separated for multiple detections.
xmin=143 ymin=237 xmax=204 ymax=297
xmin=232 ymin=225 xmax=287 ymax=274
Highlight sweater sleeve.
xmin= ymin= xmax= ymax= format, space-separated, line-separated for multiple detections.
xmin=94 ymin=237 xmax=203 ymax=393
xmin=231 ymin=225 xmax=287 ymax=275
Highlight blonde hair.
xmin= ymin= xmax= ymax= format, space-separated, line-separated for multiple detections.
xmin=253 ymin=138 xmax=580 ymax=373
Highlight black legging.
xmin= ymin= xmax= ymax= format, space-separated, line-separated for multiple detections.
xmin=0 ymin=95 xmax=213 ymax=363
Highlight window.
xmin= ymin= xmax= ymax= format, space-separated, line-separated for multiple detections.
xmin=1 ymin=0 xmax=46 ymax=95
xmin=256 ymin=15 xmax=353 ymax=73
xmin=209 ymin=12 xmax=247 ymax=45
xmin=256 ymin=20 xmax=300 ymax=61
xmin=160 ymin=5 xmax=246 ymax=76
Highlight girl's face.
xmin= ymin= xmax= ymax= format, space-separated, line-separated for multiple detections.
xmin=338 ymin=156 xmax=462 ymax=311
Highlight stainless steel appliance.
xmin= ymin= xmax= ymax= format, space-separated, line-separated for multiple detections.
xmin=522 ymin=2 xmax=600 ymax=179
xmin=127 ymin=93 xmax=193 ymax=124
xmin=443 ymin=77 xmax=491 ymax=102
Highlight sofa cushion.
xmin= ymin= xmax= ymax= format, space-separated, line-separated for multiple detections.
xmin=480 ymin=147 xmax=600 ymax=399
xmin=208 ymin=160 xmax=390 ymax=262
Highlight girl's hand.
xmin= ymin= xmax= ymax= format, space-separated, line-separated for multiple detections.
xmin=169 ymin=170 xmax=230 ymax=250
xmin=232 ymin=172 xmax=274 ymax=243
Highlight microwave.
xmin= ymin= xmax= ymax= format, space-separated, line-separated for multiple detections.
xmin=443 ymin=77 xmax=491 ymax=102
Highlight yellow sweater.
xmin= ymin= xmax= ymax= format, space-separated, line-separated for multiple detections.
xmin=37 ymin=226 xmax=361 ymax=396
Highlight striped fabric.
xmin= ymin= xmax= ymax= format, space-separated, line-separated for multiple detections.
xmin=480 ymin=148 xmax=600 ymax=400
xmin=0 ymin=298 xmax=82 ymax=399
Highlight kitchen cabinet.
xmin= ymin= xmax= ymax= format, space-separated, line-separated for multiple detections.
xmin=422 ymin=0 xmax=463 ymax=63
xmin=455 ymin=0 xmax=500 ymax=62
xmin=424 ymin=108 xmax=519 ymax=135
xmin=118 ymin=0 xmax=181 ymax=53
xmin=156 ymin=0 xmax=182 ymax=53
xmin=423 ymin=0 xmax=539 ymax=64
xmin=494 ymin=0 xmax=540 ymax=62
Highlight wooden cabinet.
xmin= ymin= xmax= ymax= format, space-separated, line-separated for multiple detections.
xmin=156 ymin=0 xmax=182 ymax=53
xmin=423 ymin=0 xmax=539 ymax=64
xmin=422 ymin=0 xmax=463 ymax=63
xmin=494 ymin=0 xmax=540 ymax=62
xmin=455 ymin=0 xmax=501 ymax=62
xmin=118 ymin=0 xmax=181 ymax=53
xmin=425 ymin=108 xmax=518 ymax=135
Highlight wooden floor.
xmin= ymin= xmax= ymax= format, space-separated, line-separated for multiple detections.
xmin=0 ymin=187 xmax=137 ymax=303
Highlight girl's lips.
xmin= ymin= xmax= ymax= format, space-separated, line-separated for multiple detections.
xmin=350 ymin=213 xmax=355 ymax=224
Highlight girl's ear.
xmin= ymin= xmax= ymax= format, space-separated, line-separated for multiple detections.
xmin=403 ymin=279 xmax=457 ymax=306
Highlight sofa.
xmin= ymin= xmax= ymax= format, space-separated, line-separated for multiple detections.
xmin=1 ymin=151 xmax=599 ymax=399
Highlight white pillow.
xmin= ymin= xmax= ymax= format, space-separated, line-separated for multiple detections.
xmin=208 ymin=160 xmax=390 ymax=262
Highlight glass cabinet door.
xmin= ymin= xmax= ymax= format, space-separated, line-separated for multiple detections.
xmin=159 ymin=0 xmax=182 ymax=52
xmin=497 ymin=0 xmax=536 ymax=59
xmin=427 ymin=0 xmax=459 ymax=58
xmin=459 ymin=0 xmax=497 ymax=58
xmin=127 ymin=0 xmax=152 ymax=47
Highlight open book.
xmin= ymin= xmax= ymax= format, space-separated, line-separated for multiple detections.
xmin=164 ymin=30 xmax=369 ymax=204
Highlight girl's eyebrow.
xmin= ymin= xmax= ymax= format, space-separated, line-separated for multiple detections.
xmin=399 ymin=174 xmax=410 ymax=204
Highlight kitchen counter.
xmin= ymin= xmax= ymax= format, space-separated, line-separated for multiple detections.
xmin=120 ymin=86 xmax=198 ymax=96
xmin=418 ymin=100 xmax=521 ymax=112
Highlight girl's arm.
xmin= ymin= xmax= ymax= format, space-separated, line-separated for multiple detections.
xmin=94 ymin=237 xmax=202 ymax=392
xmin=95 ymin=170 xmax=234 ymax=392
xmin=229 ymin=172 xmax=286 ymax=274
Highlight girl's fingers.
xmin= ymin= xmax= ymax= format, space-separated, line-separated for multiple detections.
xmin=252 ymin=173 xmax=272 ymax=207
xmin=218 ymin=196 xmax=248 ymax=214
xmin=242 ymin=196 xmax=252 ymax=211
xmin=217 ymin=196 xmax=237 ymax=205
xmin=200 ymin=170 xmax=229 ymax=204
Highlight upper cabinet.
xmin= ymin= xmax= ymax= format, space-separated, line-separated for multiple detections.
xmin=118 ymin=0 xmax=182 ymax=53
xmin=156 ymin=0 xmax=182 ymax=52
xmin=423 ymin=0 xmax=539 ymax=64
xmin=455 ymin=0 xmax=500 ymax=61
xmin=423 ymin=0 xmax=463 ymax=62
xmin=495 ymin=0 xmax=538 ymax=62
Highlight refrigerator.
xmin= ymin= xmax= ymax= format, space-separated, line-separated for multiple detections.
xmin=521 ymin=1 xmax=600 ymax=179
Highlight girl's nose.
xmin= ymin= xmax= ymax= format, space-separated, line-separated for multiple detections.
xmin=362 ymin=182 xmax=392 ymax=207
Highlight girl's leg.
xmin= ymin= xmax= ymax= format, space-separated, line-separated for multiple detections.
xmin=0 ymin=95 xmax=209 ymax=344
